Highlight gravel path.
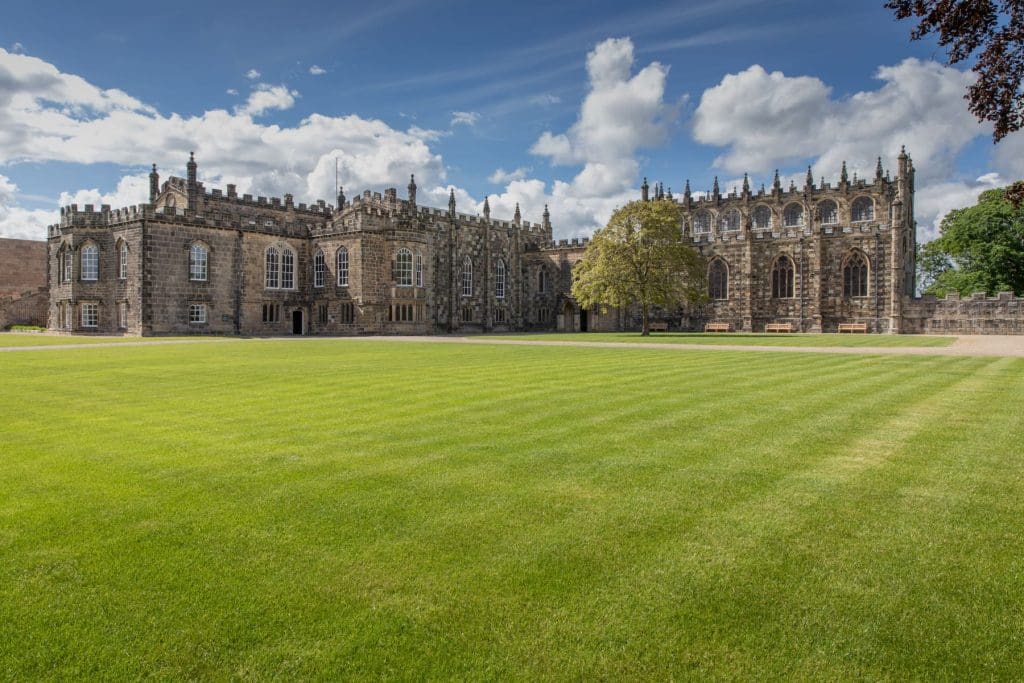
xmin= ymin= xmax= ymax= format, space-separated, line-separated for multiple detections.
xmin=3 ymin=334 xmax=1023 ymax=357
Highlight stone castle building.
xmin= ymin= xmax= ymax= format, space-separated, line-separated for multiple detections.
xmin=44 ymin=149 xmax=1023 ymax=336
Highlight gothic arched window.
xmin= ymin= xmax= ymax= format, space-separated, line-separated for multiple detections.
xmin=753 ymin=205 xmax=772 ymax=230
xmin=395 ymin=248 xmax=413 ymax=286
xmin=843 ymin=251 xmax=869 ymax=298
xmin=337 ymin=247 xmax=349 ymax=286
xmin=722 ymin=209 xmax=741 ymax=231
xmin=771 ymin=255 xmax=795 ymax=299
xmin=313 ymin=249 xmax=325 ymax=288
xmin=495 ymin=258 xmax=506 ymax=300
xmin=783 ymin=203 xmax=804 ymax=228
xmin=851 ymin=196 xmax=875 ymax=222
xmin=281 ymin=248 xmax=295 ymax=289
xmin=265 ymin=247 xmax=279 ymax=289
xmin=816 ymin=200 xmax=838 ymax=225
xmin=462 ymin=256 xmax=473 ymax=296
xmin=693 ymin=211 xmax=712 ymax=234
xmin=80 ymin=243 xmax=99 ymax=281
xmin=709 ymin=259 xmax=728 ymax=300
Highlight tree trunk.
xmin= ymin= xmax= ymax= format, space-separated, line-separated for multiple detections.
xmin=641 ymin=302 xmax=649 ymax=336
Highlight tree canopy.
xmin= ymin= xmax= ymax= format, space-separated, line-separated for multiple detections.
xmin=919 ymin=186 xmax=1024 ymax=297
xmin=887 ymin=0 xmax=1024 ymax=142
xmin=571 ymin=200 xmax=705 ymax=335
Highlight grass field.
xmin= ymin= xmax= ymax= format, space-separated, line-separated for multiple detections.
xmin=489 ymin=331 xmax=958 ymax=347
xmin=2 ymin=340 xmax=1022 ymax=679
xmin=0 ymin=333 xmax=227 ymax=347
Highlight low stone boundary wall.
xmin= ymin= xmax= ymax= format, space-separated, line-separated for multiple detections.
xmin=0 ymin=289 xmax=48 ymax=328
xmin=903 ymin=292 xmax=1024 ymax=335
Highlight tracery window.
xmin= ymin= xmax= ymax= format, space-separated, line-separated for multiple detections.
xmin=538 ymin=268 xmax=548 ymax=293
xmin=462 ymin=256 xmax=473 ymax=296
xmin=783 ymin=204 xmax=804 ymax=228
xmin=693 ymin=211 xmax=712 ymax=234
xmin=851 ymin=197 xmax=875 ymax=222
xmin=722 ymin=209 xmax=741 ymax=231
xmin=119 ymin=242 xmax=129 ymax=280
xmin=62 ymin=248 xmax=73 ymax=282
xmin=495 ymin=258 xmax=506 ymax=299
xmin=265 ymin=247 xmax=279 ymax=289
xmin=415 ymin=253 xmax=424 ymax=288
xmin=80 ymin=244 xmax=98 ymax=281
xmin=771 ymin=256 xmax=795 ymax=299
xmin=280 ymin=249 xmax=295 ymax=289
xmin=189 ymin=243 xmax=208 ymax=282
xmin=337 ymin=247 xmax=349 ymax=287
xmin=313 ymin=249 xmax=325 ymax=288
xmin=816 ymin=200 xmax=838 ymax=225
xmin=395 ymin=248 xmax=413 ymax=287
xmin=709 ymin=259 xmax=728 ymax=300
xmin=843 ymin=251 xmax=869 ymax=298
xmin=753 ymin=205 xmax=772 ymax=230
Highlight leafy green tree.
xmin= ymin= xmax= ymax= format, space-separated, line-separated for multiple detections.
xmin=572 ymin=200 xmax=705 ymax=335
xmin=920 ymin=186 xmax=1024 ymax=297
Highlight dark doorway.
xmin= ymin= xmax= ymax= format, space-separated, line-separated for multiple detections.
xmin=580 ymin=309 xmax=589 ymax=332
xmin=291 ymin=310 xmax=303 ymax=335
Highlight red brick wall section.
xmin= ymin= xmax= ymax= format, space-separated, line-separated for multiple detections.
xmin=0 ymin=238 xmax=47 ymax=297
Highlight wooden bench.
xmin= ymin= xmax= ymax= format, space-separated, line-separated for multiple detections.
xmin=838 ymin=323 xmax=868 ymax=333
xmin=648 ymin=322 xmax=669 ymax=332
xmin=705 ymin=322 xmax=732 ymax=333
xmin=765 ymin=323 xmax=794 ymax=333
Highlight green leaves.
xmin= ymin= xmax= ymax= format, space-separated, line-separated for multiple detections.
xmin=571 ymin=201 xmax=705 ymax=332
xmin=921 ymin=185 xmax=1024 ymax=297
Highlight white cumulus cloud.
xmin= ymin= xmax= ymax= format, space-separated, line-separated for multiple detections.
xmin=489 ymin=167 xmax=530 ymax=184
xmin=235 ymin=84 xmax=299 ymax=117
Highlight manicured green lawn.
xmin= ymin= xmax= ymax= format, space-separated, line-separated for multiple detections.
xmin=490 ymin=331 xmax=957 ymax=347
xmin=0 ymin=333 xmax=232 ymax=347
xmin=1 ymin=341 xmax=1022 ymax=679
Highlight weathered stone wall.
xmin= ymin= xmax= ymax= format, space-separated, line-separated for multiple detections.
xmin=902 ymin=292 xmax=1024 ymax=334
xmin=0 ymin=238 xmax=46 ymax=297
xmin=0 ymin=290 xmax=48 ymax=328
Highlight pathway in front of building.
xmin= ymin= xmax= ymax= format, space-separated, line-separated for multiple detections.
xmin=4 ymin=333 xmax=1024 ymax=358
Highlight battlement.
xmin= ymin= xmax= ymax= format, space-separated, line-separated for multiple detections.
xmin=204 ymin=187 xmax=332 ymax=217
xmin=541 ymin=237 xmax=590 ymax=251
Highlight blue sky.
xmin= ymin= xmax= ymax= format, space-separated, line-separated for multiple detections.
xmin=0 ymin=0 xmax=1018 ymax=240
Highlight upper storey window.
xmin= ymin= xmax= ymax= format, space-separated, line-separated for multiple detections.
xmin=189 ymin=243 xmax=208 ymax=282
xmin=462 ymin=256 xmax=473 ymax=297
xmin=816 ymin=200 xmax=838 ymax=225
xmin=395 ymin=248 xmax=413 ymax=287
xmin=708 ymin=259 xmax=728 ymax=300
xmin=80 ymin=244 xmax=98 ymax=281
xmin=495 ymin=258 xmax=506 ymax=299
xmin=721 ymin=209 xmax=741 ymax=232
xmin=693 ymin=211 xmax=712 ymax=234
xmin=280 ymin=249 xmax=294 ymax=289
xmin=851 ymin=197 xmax=875 ymax=222
xmin=337 ymin=247 xmax=349 ymax=287
xmin=119 ymin=242 xmax=129 ymax=280
xmin=313 ymin=249 xmax=325 ymax=288
xmin=753 ymin=205 xmax=772 ymax=230
xmin=265 ymin=247 xmax=279 ymax=289
xmin=783 ymin=204 xmax=804 ymax=228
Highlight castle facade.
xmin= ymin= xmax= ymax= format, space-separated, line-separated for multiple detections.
xmin=43 ymin=150 xmax=1024 ymax=336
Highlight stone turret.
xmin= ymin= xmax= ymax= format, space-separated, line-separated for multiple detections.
xmin=408 ymin=174 xmax=417 ymax=207
xmin=513 ymin=202 xmax=521 ymax=226
xmin=641 ymin=177 xmax=649 ymax=202
xmin=840 ymin=161 xmax=849 ymax=190
xmin=149 ymin=164 xmax=159 ymax=203
xmin=742 ymin=173 xmax=750 ymax=197
xmin=337 ymin=186 xmax=346 ymax=209
xmin=186 ymin=152 xmax=198 ymax=213
xmin=804 ymin=166 xmax=813 ymax=192
xmin=483 ymin=196 xmax=491 ymax=220
xmin=875 ymin=156 xmax=884 ymax=183
xmin=543 ymin=204 xmax=551 ymax=231
xmin=448 ymin=188 xmax=456 ymax=217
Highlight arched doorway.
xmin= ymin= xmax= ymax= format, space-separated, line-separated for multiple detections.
xmin=561 ymin=301 xmax=575 ymax=332
xmin=291 ymin=309 xmax=304 ymax=335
